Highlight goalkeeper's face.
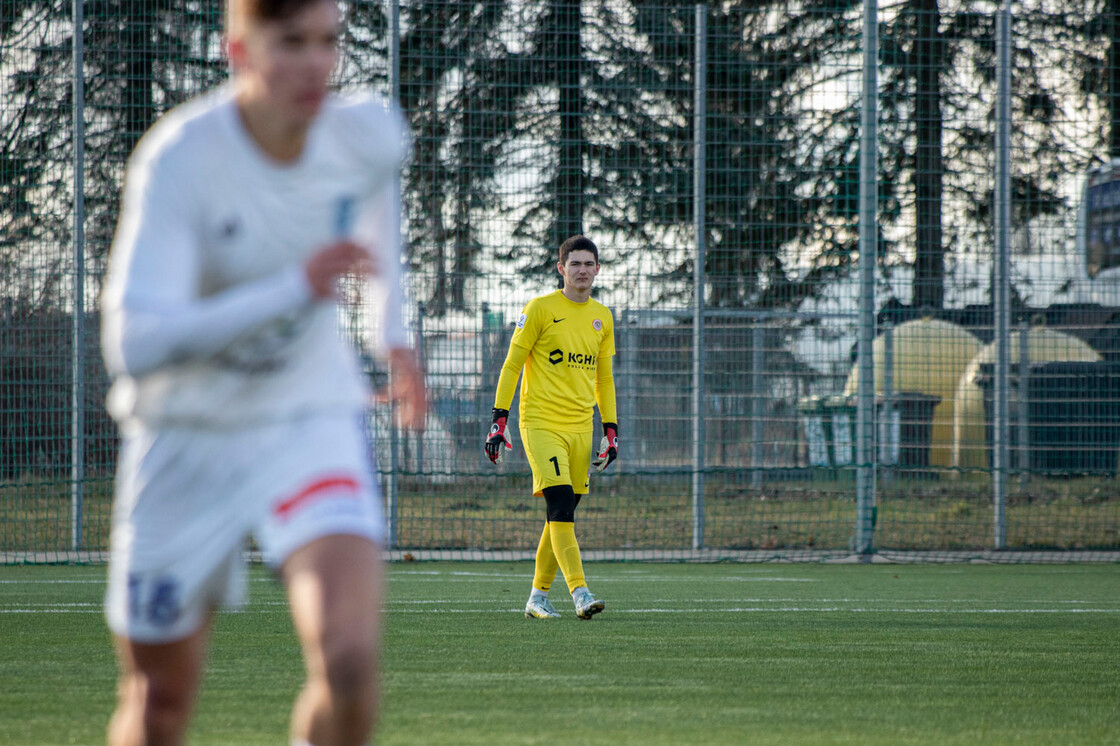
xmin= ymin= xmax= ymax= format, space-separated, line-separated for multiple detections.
xmin=558 ymin=249 xmax=600 ymax=293
xmin=227 ymin=0 xmax=340 ymax=127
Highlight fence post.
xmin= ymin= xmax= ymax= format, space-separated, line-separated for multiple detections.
xmin=415 ymin=301 xmax=425 ymax=473
xmin=382 ymin=0 xmax=402 ymax=551
xmin=855 ymin=0 xmax=879 ymax=556
xmin=691 ymin=5 xmax=707 ymax=551
xmin=992 ymin=0 xmax=1012 ymax=550
xmin=390 ymin=0 xmax=400 ymax=102
xmin=620 ymin=310 xmax=637 ymax=466
xmin=880 ymin=324 xmax=895 ymax=480
xmin=70 ymin=0 xmax=86 ymax=553
xmin=750 ymin=320 xmax=764 ymax=488
xmin=1018 ymin=319 xmax=1030 ymax=490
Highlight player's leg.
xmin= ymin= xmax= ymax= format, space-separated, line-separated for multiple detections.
xmin=523 ymin=428 xmax=603 ymax=618
xmin=532 ymin=520 xmax=560 ymax=593
xmin=521 ymin=428 xmax=568 ymax=618
xmin=283 ymin=534 xmax=383 ymax=746
xmin=542 ymin=483 xmax=586 ymax=592
xmin=541 ymin=482 xmax=602 ymax=618
xmin=525 ymin=521 xmax=561 ymax=618
xmin=105 ymin=424 xmax=257 ymax=745
xmin=256 ymin=411 xmax=387 ymax=746
xmin=559 ymin=429 xmax=603 ymax=619
xmin=108 ymin=621 xmax=211 ymax=746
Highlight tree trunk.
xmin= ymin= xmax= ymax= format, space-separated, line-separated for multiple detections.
xmin=912 ymin=0 xmax=944 ymax=310
xmin=122 ymin=0 xmax=156 ymax=158
xmin=553 ymin=0 xmax=583 ymax=249
xmin=452 ymin=101 xmax=473 ymax=310
xmin=1110 ymin=0 xmax=1120 ymax=159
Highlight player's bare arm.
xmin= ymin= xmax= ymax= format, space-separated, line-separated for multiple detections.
xmin=389 ymin=347 xmax=427 ymax=431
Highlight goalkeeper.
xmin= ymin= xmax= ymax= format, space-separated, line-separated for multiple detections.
xmin=485 ymin=235 xmax=618 ymax=620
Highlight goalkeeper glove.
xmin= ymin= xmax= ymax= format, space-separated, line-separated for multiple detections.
xmin=592 ymin=422 xmax=618 ymax=472
xmin=485 ymin=408 xmax=513 ymax=464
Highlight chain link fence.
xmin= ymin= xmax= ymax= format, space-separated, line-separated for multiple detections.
xmin=2 ymin=1 xmax=1120 ymax=562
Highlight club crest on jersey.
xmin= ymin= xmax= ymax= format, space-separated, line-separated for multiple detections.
xmin=517 ymin=314 xmax=527 ymax=329
xmin=593 ymin=319 xmax=603 ymax=331
xmin=334 ymin=195 xmax=356 ymax=236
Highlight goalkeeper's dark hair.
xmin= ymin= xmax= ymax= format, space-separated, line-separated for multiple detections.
xmin=559 ymin=235 xmax=599 ymax=265
xmin=227 ymin=0 xmax=331 ymax=33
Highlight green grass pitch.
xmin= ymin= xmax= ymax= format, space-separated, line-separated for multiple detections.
xmin=1 ymin=562 xmax=1117 ymax=745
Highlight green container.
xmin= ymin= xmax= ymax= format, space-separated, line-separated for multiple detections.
xmin=823 ymin=395 xmax=857 ymax=467
xmin=797 ymin=396 xmax=830 ymax=467
xmin=799 ymin=395 xmax=859 ymax=481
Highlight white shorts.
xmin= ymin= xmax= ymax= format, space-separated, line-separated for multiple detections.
xmin=105 ymin=410 xmax=384 ymax=643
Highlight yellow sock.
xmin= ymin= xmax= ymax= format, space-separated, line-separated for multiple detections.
xmin=532 ymin=522 xmax=559 ymax=593
xmin=548 ymin=521 xmax=586 ymax=594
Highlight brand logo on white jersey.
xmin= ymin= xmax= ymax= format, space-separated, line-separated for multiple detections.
xmin=218 ymin=218 xmax=240 ymax=240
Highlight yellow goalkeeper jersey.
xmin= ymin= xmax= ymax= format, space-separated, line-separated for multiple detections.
xmin=498 ymin=290 xmax=616 ymax=432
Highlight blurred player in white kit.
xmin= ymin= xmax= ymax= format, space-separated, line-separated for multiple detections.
xmin=99 ymin=1 xmax=425 ymax=744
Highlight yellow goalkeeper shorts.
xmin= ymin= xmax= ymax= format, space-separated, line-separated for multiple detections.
xmin=520 ymin=427 xmax=593 ymax=496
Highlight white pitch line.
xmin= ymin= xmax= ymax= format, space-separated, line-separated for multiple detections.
xmin=0 ymin=609 xmax=104 ymax=614
xmin=591 ymin=598 xmax=1120 ymax=606
xmin=0 ymin=579 xmax=104 ymax=584
xmin=379 ymin=607 xmax=1120 ymax=614
xmin=388 ymin=574 xmax=821 ymax=583
xmin=1 ymin=602 xmax=102 ymax=607
xmin=391 ymin=571 xmax=530 ymax=579
xmin=615 ymin=607 xmax=1120 ymax=614
xmin=3 ymin=604 xmax=1119 ymax=615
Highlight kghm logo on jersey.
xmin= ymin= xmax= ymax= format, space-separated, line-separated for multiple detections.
xmin=593 ymin=319 xmax=603 ymax=331
xmin=548 ymin=348 xmax=596 ymax=369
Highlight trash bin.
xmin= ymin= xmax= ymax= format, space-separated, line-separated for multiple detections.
xmin=976 ymin=361 xmax=1120 ymax=476
xmin=1028 ymin=362 xmax=1120 ymax=475
xmin=797 ymin=396 xmax=831 ymax=468
xmin=823 ymin=395 xmax=856 ymax=467
xmin=801 ymin=393 xmax=938 ymax=474
xmin=798 ymin=395 xmax=858 ymax=479
xmin=891 ymin=393 xmax=942 ymax=470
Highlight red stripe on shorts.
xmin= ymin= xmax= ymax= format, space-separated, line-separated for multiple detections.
xmin=273 ymin=475 xmax=360 ymax=519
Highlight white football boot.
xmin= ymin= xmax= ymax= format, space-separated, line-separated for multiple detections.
xmin=573 ymin=589 xmax=605 ymax=620
xmin=524 ymin=596 xmax=561 ymax=619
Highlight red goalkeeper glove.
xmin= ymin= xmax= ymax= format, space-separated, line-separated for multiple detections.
xmin=592 ymin=422 xmax=618 ymax=472
xmin=485 ymin=408 xmax=513 ymax=464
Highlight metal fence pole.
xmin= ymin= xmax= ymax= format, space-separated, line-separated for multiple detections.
xmin=993 ymin=1 xmax=1012 ymax=550
xmin=390 ymin=0 xmax=400 ymax=103
xmin=70 ymin=0 xmax=86 ymax=552
xmin=415 ymin=301 xmax=425 ymax=473
xmin=750 ymin=321 xmax=764 ymax=488
xmin=880 ymin=324 xmax=894 ymax=482
xmin=1018 ymin=319 xmax=1030 ymax=490
xmin=384 ymin=0 xmax=402 ymax=549
xmin=855 ymin=0 xmax=879 ymax=556
xmin=620 ymin=310 xmax=637 ymax=466
xmin=691 ymin=5 xmax=707 ymax=551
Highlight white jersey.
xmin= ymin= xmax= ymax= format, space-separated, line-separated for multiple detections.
xmin=101 ymin=86 xmax=410 ymax=428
